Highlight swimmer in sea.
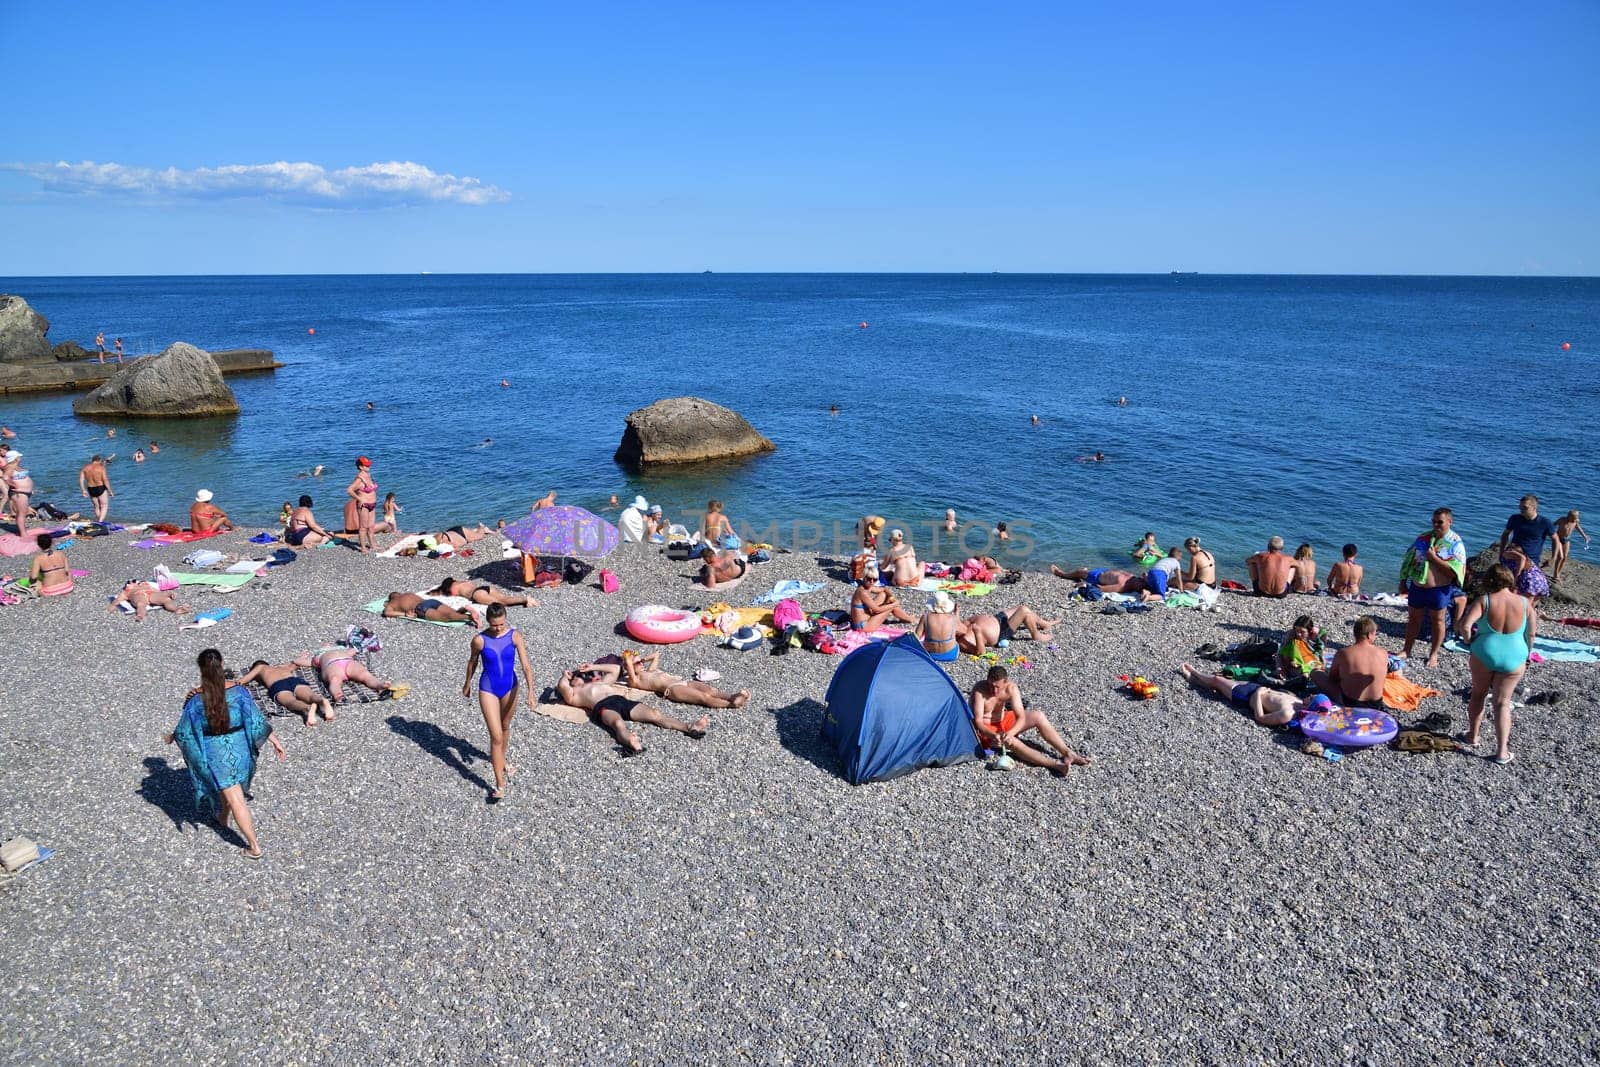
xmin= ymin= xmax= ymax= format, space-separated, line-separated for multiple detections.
xmin=133 ymin=449 xmax=145 ymax=463
xmin=107 ymin=428 xmax=116 ymax=438
xmin=149 ymin=440 xmax=159 ymax=454
xmin=533 ymin=490 xmax=557 ymax=510
xmin=476 ymin=438 xmax=493 ymax=449
xmin=1031 ymin=415 xmax=1040 ymax=425
xmin=830 ymin=404 xmax=840 ymax=416
xmin=500 ymin=379 xmax=510 ymax=388
xmin=944 ymin=508 xmax=957 ymax=534
xmin=1077 ymin=451 xmax=1106 ymax=463
xmin=1116 ymin=397 xmax=1127 ymax=406
xmin=366 ymin=402 xmax=374 ymax=411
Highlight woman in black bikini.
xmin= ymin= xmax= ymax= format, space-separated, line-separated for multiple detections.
xmin=432 ymin=575 xmax=538 ymax=608
xmin=284 ymin=495 xmax=332 ymax=548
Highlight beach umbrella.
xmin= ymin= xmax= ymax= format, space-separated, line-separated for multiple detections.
xmin=501 ymin=505 xmax=619 ymax=560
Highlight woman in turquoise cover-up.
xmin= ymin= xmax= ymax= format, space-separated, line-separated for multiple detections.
xmin=164 ymin=648 xmax=286 ymax=859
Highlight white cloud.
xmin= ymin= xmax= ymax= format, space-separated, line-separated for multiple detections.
xmin=0 ymin=159 xmax=509 ymax=206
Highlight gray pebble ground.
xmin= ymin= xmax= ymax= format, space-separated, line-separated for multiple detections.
xmin=1 ymin=526 xmax=1596 ymax=1065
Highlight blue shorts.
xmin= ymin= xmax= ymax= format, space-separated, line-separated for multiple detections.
xmin=1145 ymin=568 xmax=1169 ymax=596
xmin=1231 ymin=683 xmax=1261 ymax=706
xmin=1407 ymin=582 xmax=1455 ymax=612
xmin=1086 ymin=568 xmax=1106 ymax=587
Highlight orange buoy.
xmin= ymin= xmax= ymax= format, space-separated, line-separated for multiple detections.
xmin=307 ymin=328 xmax=316 ymax=335
xmin=1562 ymin=342 xmax=1571 ymax=350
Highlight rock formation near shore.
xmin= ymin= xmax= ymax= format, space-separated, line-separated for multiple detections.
xmin=72 ymin=342 xmax=240 ymax=418
xmin=0 ymin=294 xmax=52 ymax=363
xmin=614 ymin=396 xmax=776 ymax=468
xmin=52 ymin=339 xmax=90 ymax=362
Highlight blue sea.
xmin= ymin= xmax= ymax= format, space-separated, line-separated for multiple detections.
xmin=2 ymin=274 xmax=1595 ymax=577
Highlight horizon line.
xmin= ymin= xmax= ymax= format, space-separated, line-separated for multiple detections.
xmin=2 ymin=270 xmax=1596 ymax=281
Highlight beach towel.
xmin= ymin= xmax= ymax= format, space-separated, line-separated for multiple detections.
xmin=248 ymin=532 xmax=280 ymax=544
xmin=935 ymin=580 xmax=995 ymax=598
xmin=148 ymin=528 xmax=228 ymax=546
xmin=1381 ymin=673 xmax=1441 ymax=712
xmin=0 ymin=532 xmax=64 ymax=556
xmin=377 ymin=534 xmax=429 ymax=558
xmin=701 ymin=606 xmax=775 ymax=636
xmin=179 ymin=608 xmax=234 ymax=631
xmin=1443 ymin=635 xmax=1600 ymax=664
xmin=1400 ymin=531 xmax=1466 ymax=587
xmin=831 ymin=626 xmax=907 ymax=655
xmin=226 ymin=559 xmax=269 ymax=574
xmin=171 ymin=572 xmax=255 ymax=590
xmin=1365 ymin=593 xmax=1409 ymax=608
xmin=752 ymin=579 xmax=827 ymax=605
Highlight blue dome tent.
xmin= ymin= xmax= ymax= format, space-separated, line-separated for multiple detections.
xmin=821 ymin=634 xmax=980 ymax=784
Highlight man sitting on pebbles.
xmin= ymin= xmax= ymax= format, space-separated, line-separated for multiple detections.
xmin=1179 ymin=663 xmax=1311 ymax=727
xmin=590 ymin=650 xmax=750 ymax=709
xmin=239 ymin=659 xmax=334 ymax=727
xmin=969 ymin=666 xmax=1091 ymax=777
xmin=555 ymin=668 xmax=710 ymax=755
xmin=382 ymin=591 xmax=483 ymax=627
xmin=1309 ymin=616 xmax=1390 ymax=709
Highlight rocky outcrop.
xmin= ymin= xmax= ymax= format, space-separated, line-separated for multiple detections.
xmin=0 ymin=295 xmax=52 ymax=363
xmin=72 ymin=342 xmax=240 ymax=418
xmin=614 ymin=396 xmax=775 ymax=468
xmin=52 ymin=340 xmax=90 ymax=362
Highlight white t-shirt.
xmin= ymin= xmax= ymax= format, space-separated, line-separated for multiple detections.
xmin=618 ymin=506 xmax=646 ymax=543
xmin=1152 ymin=557 xmax=1181 ymax=578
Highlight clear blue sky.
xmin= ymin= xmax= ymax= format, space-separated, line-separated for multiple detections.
xmin=2 ymin=1 xmax=1596 ymax=275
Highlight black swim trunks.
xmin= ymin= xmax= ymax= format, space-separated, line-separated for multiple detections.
xmin=414 ymin=598 xmax=444 ymax=619
xmin=87 ymin=484 xmax=106 ymax=498
xmin=994 ymin=611 xmax=1015 ymax=642
xmin=594 ymin=694 xmax=641 ymax=720
xmin=1346 ymin=695 xmax=1388 ymax=711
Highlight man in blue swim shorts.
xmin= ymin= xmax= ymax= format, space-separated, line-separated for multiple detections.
xmin=1050 ymin=564 xmax=1165 ymax=601
xmin=1400 ymin=507 xmax=1467 ymax=667
xmin=1180 ymin=664 xmax=1308 ymax=727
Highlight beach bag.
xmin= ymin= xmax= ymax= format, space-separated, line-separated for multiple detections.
xmin=532 ymin=569 xmax=562 ymax=589
xmin=600 ymin=568 xmax=619 ymax=594
xmin=851 ymin=551 xmax=874 ymax=582
xmin=723 ymin=625 xmax=762 ymax=652
xmin=344 ymin=625 xmax=383 ymax=655
xmin=563 ymin=561 xmax=593 ymax=585
xmin=772 ymin=598 xmax=804 ymax=631
xmin=666 ymin=540 xmax=695 ymax=561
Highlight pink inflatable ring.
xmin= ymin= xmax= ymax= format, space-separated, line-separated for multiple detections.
xmin=625 ymin=604 xmax=701 ymax=644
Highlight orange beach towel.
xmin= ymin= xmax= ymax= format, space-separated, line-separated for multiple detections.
xmin=1382 ymin=673 xmax=1441 ymax=713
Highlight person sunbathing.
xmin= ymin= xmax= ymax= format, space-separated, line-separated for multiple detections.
xmin=969 ymin=666 xmax=1091 ymax=776
xmin=877 ymin=528 xmax=921 ymax=587
xmin=850 ymin=567 xmax=914 ymax=632
xmin=1049 ymin=565 xmax=1164 ymax=601
xmin=295 ymin=646 xmax=403 ymax=704
xmin=698 ymin=546 xmax=746 ymax=589
xmin=382 ymin=591 xmax=483 ymax=627
xmin=1310 ymin=616 xmax=1389 ymax=709
xmin=109 ymin=580 xmax=192 ymax=622
xmin=555 ymin=669 xmax=710 ymax=755
xmin=431 ymin=576 xmax=538 ymax=609
xmin=956 ymin=604 xmax=1061 ymax=656
xmin=578 ymin=651 xmax=750 ymax=709
xmin=433 ymin=523 xmax=493 ymax=550
xmin=1179 ymin=663 xmax=1309 ymax=727
xmin=238 ymin=659 xmax=333 ymax=727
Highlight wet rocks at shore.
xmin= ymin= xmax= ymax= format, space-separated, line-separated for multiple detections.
xmin=0 ymin=293 xmax=53 ymax=363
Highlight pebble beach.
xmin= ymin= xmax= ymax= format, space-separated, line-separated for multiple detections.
xmin=2 ymin=525 xmax=1598 ymax=1065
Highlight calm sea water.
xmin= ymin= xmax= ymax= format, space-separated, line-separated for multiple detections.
xmin=1 ymin=274 xmax=1595 ymax=577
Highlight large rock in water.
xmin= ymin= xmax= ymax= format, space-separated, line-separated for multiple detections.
xmin=72 ymin=342 xmax=240 ymax=417
xmin=0 ymin=295 xmax=52 ymax=363
xmin=614 ymin=396 xmax=776 ymax=468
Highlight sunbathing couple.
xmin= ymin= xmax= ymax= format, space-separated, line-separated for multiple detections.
xmin=1049 ymin=564 xmax=1169 ymax=601
xmin=555 ymin=650 xmax=746 ymax=753
xmin=913 ymin=590 xmax=1060 ymax=658
xmin=1181 ymin=616 xmax=1392 ymax=726
xmin=240 ymin=650 xmax=405 ymax=727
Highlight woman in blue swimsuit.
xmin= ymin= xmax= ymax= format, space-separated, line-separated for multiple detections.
xmin=462 ymin=603 xmax=535 ymax=801
xmin=1458 ymin=564 xmax=1536 ymax=765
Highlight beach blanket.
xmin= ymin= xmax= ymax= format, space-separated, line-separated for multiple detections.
xmin=362 ymin=593 xmax=479 ymax=626
xmin=832 ymin=626 xmax=908 ymax=655
xmin=179 ymin=608 xmax=234 ymax=631
xmin=924 ymin=579 xmax=994 ymax=597
xmin=1443 ymin=635 xmax=1600 ymax=664
xmin=377 ymin=534 xmax=430 ymax=559
xmin=702 ymin=606 xmax=775 ymax=637
xmin=1381 ymin=673 xmax=1442 ymax=712
xmin=134 ymin=528 xmax=228 ymax=548
xmin=0 ymin=531 xmax=67 ymax=557
xmin=752 ymin=579 xmax=827 ymax=605
xmin=171 ymin=572 xmax=255 ymax=591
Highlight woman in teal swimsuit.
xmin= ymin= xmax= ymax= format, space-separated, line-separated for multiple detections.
xmin=1458 ymin=564 xmax=1536 ymax=765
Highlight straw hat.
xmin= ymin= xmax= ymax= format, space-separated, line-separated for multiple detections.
xmin=195 ymin=489 xmax=213 ymax=503
xmin=932 ymin=591 xmax=956 ymax=613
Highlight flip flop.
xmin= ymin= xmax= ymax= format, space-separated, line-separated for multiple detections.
xmin=1493 ymin=752 xmax=1516 ymax=765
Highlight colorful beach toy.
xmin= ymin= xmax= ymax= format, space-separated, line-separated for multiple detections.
xmin=1298 ymin=704 xmax=1398 ymax=749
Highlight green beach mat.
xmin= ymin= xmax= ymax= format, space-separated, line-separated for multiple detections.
xmin=172 ymin=572 xmax=255 ymax=589
xmin=363 ymin=598 xmax=471 ymax=627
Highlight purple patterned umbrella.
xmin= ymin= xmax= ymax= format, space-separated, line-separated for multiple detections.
xmin=501 ymin=506 xmax=619 ymax=559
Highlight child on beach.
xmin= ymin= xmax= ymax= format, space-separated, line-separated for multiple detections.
xmin=381 ymin=492 xmax=402 ymax=534
xmin=279 ymin=501 xmax=293 ymax=526
xmin=1552 ymin=511 xmax=1588 ymax=582
xmin=1131 ymin=531 xmax=1159 ymax=562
